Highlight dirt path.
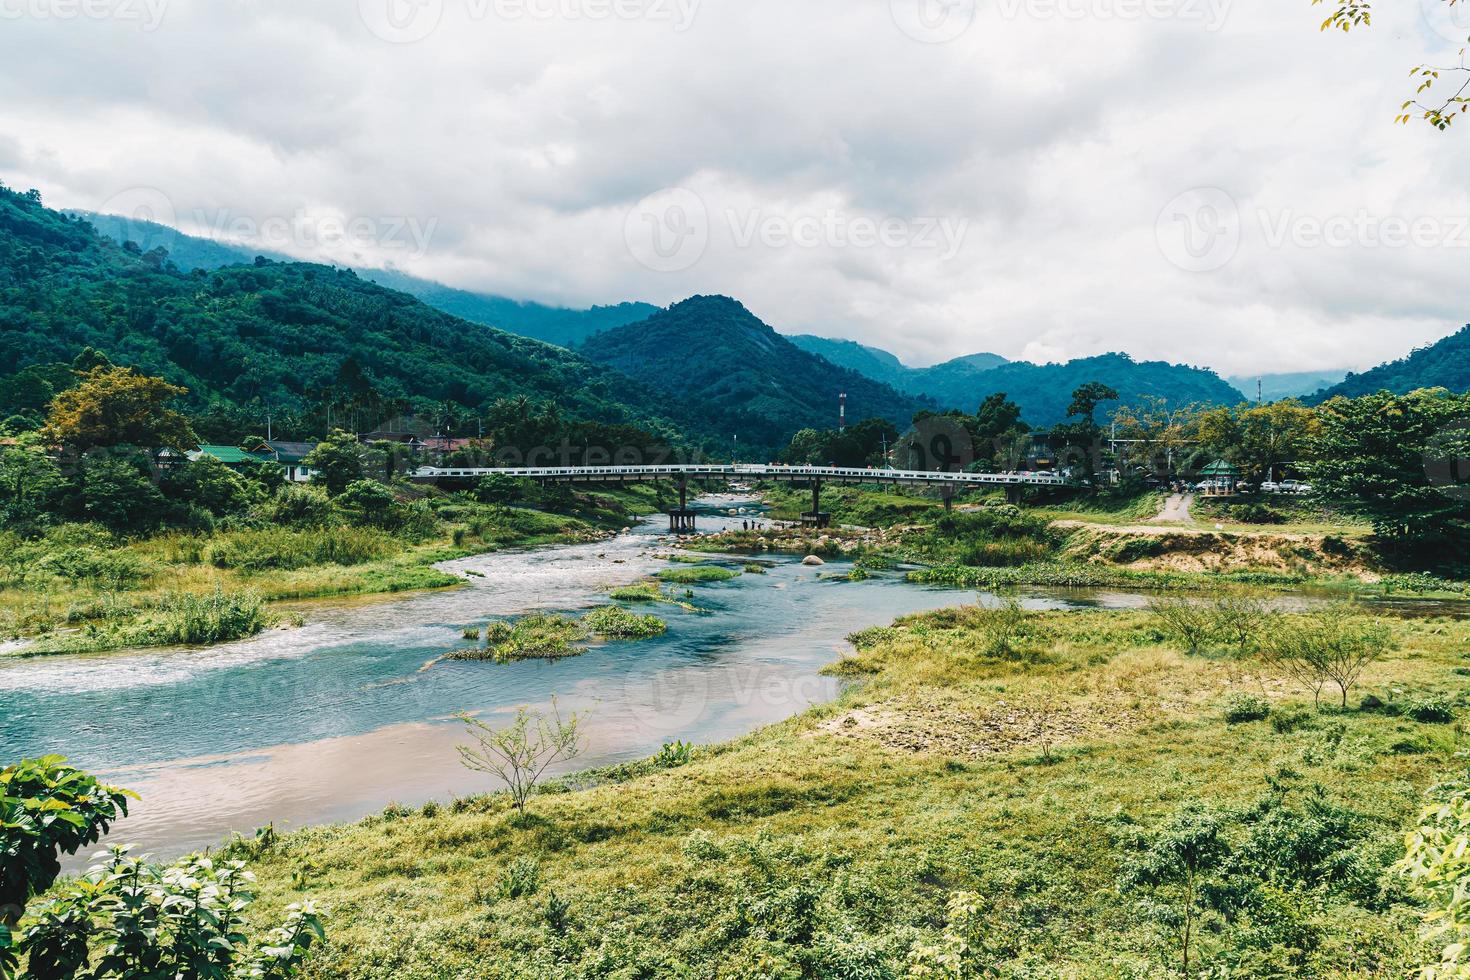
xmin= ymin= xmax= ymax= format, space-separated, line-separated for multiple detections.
xmin=1151 ymin=492 xmax=1193 ymax=524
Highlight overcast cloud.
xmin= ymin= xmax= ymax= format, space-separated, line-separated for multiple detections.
xmin=2 ymin=0 xmax=1467 ymax=373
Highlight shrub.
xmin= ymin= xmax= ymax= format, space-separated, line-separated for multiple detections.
xmin=1403 ymin=694 xmax=1456 ymax=724
xmin=1264 ymin=603 xmax=1394 ymax=708
xmin=449 ymin=615 xmax=589 ymax=663
xmin=147 ymin=589 xmax=271 ymax=646
xmin=847 ymin=626 xmax=900 ymax=650
xmin=1270 ymin=706 xmax=1314 ymax=734
xmin=654 ymin=740 xmax=695 ymax=768
xmin=1223 ymin=693 xmax=1272 ymax=723
xmin=583 ymin=605 xmax=666 ymax=639
xmin=256 ymin=484 xmax=334 ymax=528
xmin=1147 ymin=595 xmax=1216 ymax=655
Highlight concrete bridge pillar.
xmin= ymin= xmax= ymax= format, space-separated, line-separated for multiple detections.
xmin=801 ymin=479 xmax=832 ymax=529
xmin=1004 ymin=484 xmax=1023 ymax=506
xmin=669 ymin=475 xmax=696 ymax=533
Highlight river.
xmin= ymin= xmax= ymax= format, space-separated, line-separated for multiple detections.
xmin=0 ymin=496 xmax=1458 ymax=858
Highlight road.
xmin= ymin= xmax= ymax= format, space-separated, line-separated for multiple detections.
xmin=1153 ymin=492 xmax=1194 ymax=524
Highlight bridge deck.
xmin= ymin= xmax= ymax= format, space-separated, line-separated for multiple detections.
xmin=410 ymin=463 xmax=1070 ymax=487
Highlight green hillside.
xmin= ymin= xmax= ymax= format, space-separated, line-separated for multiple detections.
xmin=2 ymin=187 xmax=688 ymax=445
xmin=1311 ymin=324 xmax=1470 ymax=401
xmin=75 ymin=210 xmax=659 ymax=349
xmin=578 ymin=296 xmax=925 ymax=454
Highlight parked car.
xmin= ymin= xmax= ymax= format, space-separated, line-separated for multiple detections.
xmin=1279 ymin=480 xmax=1310 ymax=494
xmin=1259 ymin=481 xmax=1280 ymax=493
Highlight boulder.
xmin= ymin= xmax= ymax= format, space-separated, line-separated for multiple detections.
xmin=801 ymin=555 xmax=826 ymax=566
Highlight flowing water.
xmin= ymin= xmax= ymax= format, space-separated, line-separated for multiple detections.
xmin=0 ymin=496 xmax=1462 ymax=858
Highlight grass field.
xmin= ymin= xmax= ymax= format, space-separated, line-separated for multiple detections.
xmin=229 ymin=605 xmax=1468 ymax=978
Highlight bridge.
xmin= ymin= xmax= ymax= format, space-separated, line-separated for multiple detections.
xmin=410 ymin=463 xmax=1071 ymax=532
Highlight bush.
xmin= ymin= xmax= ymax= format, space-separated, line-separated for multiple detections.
xmin=582 ymin=605 xmax=667 ymax=639
xmin=1223 ymin=692 xmax=1272 ymax=723
xmin=256 ymin=484 xmax=334 ymax=528
xmin=847 ymin=626 xmax=900 ymax=650
xmin=1270 ymin=706 xmax=1314 ymax=734
xmin=657 ymin=566 xmax=740 ymax=584
xmin=1402 ymin=694 xmax=1456 ymax=724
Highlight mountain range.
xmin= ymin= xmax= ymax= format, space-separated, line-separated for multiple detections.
xmin=45 ymin=198 xmax=1470 ymax=441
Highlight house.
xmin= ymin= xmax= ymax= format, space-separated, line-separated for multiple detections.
xmin=188 ymin=444 xmax=274 ymax=468
xmin=243 ymin=440 xmax=321 ymax=483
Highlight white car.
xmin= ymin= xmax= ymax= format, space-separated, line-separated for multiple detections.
xmin=1259 ymin=481 xmax=1280 ymax=493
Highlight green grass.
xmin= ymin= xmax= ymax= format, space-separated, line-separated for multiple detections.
xmin=582 ymin=604 xmax=667 ymax=639
xmin=448 ymin=614 xmax=590 ymax=663
xmin=228 ymin=606 xmax=1467 ymax=978
xmin=656 ymin=566 xmax=741 ymax=584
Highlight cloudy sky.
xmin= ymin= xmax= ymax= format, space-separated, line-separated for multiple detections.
xmin=2 ymin=0 xmax=1468 ymax=374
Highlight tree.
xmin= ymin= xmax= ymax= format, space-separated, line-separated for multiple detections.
xmin=1196 ymin=400 xmax=1320 ymax=482
xmin=76 ymin=454 xmax=168 ymax=534
xmin=302 ymin=429 xmax=365 ymax=496
xmin=1110 ymin=397 xmax=1205 ymax=477
xmin=0 ymin=439 xmax=64 ymax=533
xmin=338 ymin=479 xmax=397 ymax=523
xmin=1264 ymin=602 xmax=1393 ymax=707
xmin=456 ymin=702 xmax=582 ymax=820
xmin=1304 ymin=389 xmax=1470 ymax=555
xmin=160 ymin=457 xmax=262 ymax=518
xmin=1119 ymin=802 xmax=1233 ymax=976
xmin=475 ymin=473 xmax=523 ymax=508
xmin=39 ymin=367 xmax=198 ymax=452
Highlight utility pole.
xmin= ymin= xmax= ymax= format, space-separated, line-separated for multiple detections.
xmin=1257 ymin=379 xmax=1263 ymax=406
xmin=266 ymin=411 xmax=273 ymax=441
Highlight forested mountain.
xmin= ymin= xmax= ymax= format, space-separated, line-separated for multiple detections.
xmin=1227 ymin=370 xmax=1348 ymax=402
xmin=579 ymin=296 xmax=925 ymax=454
xmin=2 ymin=187 xmax=690 ymax=445
xmin=75 ymin=210 xmax=659 ymax=348
xmin=1310 ymin=324 xmax=1470 ymax=402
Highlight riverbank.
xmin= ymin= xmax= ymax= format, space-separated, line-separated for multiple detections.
xmin=694 ymin=484 xmax=1470 ymax=601
xmin=232 ymin=603 xmax=1467 ymax=977
xmin=0 ymin=484 xmax=672 ymax=657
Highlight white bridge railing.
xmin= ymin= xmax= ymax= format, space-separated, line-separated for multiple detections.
xmin=409 ymin=463 xmax=1071 ymax=487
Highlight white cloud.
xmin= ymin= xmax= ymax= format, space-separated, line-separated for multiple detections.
xmin=1 ymin=0 xmax=1464 ymax=375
